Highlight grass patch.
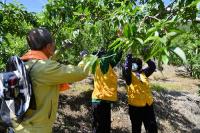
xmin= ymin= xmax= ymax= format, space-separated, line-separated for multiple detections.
xmin=151 ymin=82 xmax=187 ymax=91
xmin=150 ymin=84 xmax=166 ymax=92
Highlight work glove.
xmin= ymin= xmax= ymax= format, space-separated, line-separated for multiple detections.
xmin=122 ymin=54 xmax=133 ymax=86
xmin=80 ymin=50 xmax=89 ymax=57
xmin=96 ymin=48 xmax=106 ymax=58
xmin=62 ymin=39 xmax=73 ymax=49
xmin=125 ymin=54 xmax=133 ymax=70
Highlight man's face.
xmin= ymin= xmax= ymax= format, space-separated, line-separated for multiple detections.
xmin=46 ymin=42 xmax=56 ymax=57
xmin=50 ymin=42 xmax=56 ymax=56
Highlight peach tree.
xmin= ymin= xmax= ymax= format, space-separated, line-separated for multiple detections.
xmin=40 ymin=0 xmax=199 ymax=78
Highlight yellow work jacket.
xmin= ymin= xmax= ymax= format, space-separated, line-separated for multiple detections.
xmin=126 ymin=72 xmax=153 ymax=107
xmin=92 ymin=64 xmax=117 ymax=101
xmin=14 ymin=59 xmax=88 ymax=133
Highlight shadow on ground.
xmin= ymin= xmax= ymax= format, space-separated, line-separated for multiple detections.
xmin=153 ymin=89 xmax=199 ymax=132
xmin=0 ymin=86 xmax=198 ymax=133
xmin=53 ymin=89 xmax=131 ymax=133
xmin=52 ymin=86 xmax=199 ymax=133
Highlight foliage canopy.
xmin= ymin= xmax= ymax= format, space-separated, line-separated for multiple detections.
xmin=0 ymin=0 xmax=200 ymax=78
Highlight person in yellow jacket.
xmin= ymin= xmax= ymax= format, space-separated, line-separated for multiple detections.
xmin=91 ymin=48 xmax=122 ymax=133
xmin=122 ymin=54 xmax=157 ymax=133
xmin=14 ymin=28 xmax=90 ymax=133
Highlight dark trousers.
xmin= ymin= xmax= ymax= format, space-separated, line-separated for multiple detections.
xmin=92 ymin=100 xmax=111 ymax=133
xmin=129 ymin=104 xmax=158 ymax=133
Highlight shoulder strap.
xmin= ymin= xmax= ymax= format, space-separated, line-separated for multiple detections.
xmin=27 ymin=60 xmax=39 ymax=110
xmin=15 ymin=60 xmax=39 ymax=128
xmin=28 ymin=60 xmax=39 ymax=74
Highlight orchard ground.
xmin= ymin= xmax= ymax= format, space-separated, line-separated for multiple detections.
xmin=53 ymin=65 xmax=200 ymax=133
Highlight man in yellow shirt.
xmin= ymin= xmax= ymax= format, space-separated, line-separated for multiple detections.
xmin=92 ymin=48 xmax=122 ymax=133
xmin=123 ymin=54 xmax=157 ymax=133
xmin=14 ymin=28 xmax=89 ymax=133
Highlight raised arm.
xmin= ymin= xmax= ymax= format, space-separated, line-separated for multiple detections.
xmin=142 ymin=59 xmax=156 ymax=77
xmin=122 ymin=54 xmax=132 ymax=85
xmin=109 ymin=50 xmax=123 ymax=68
xmin=97 ymin=49 xmax=122 ymax=74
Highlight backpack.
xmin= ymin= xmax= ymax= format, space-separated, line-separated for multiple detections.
xmin=0 ymin=56 xmax=36 ymax=129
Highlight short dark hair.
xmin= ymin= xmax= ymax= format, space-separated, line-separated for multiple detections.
xmin=27 ymin=28 xmax=53 ymax=50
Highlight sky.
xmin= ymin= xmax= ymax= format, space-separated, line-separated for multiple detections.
xmin=3 ymin=0 xmax=171 ymax=12
xmin=4 ymin=0 xmax=48 ymax=12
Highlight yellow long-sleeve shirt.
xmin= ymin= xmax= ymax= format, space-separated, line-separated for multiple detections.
xmin=126 ymin=72 xmax=153 ymax=107
xmin=92 ymin=64 xmax=118 ymax=102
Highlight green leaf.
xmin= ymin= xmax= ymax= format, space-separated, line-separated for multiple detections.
xmin=113 ymin=41 xmax=124 ymax=51
xmin=162 ymin=55 xmax=169 ymax=64
xmin=92 ymin=60 xmax=99 ymax=74
xmin=144 ymin=36 xmax=160 ymax=43
xmin=100 ymin=58 xmax=109 ymax=74
xmin=160 ymin=36 xmax=167 ymax=44
xmin=136 ymin=38 xmax=144 ymax=45
xmin=73 ymin=12 xmax=82 ymax=16
xmin=188 ymin=0 xmax=200 ymax=7
xmin=81 ymin=55 xmax=98 ymax=74
xmin=0 ymin=13 xmax=3 ymax=23
xmin=166 ymin=32 xmax=177 ymax=37
xmin=132 ymin=6 xmax=140 ymax=15
xmin=123 ymin=24 xmax=131 ymax=38
xmin=131 ymin=24 xmax=137 ymax=36
xmin=108 ymin=38 xmax=121 ymax=49
xmin=172 ymin=47 xmax=187 ymax=64
xmin=166 ymin=31 xmax=182 ymax=41
xmin=164 ymin=48 xmax=170 ymax=56
xmin=147 ymin=27 xmax=157 ymax=37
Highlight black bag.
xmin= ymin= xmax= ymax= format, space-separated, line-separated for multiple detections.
xmin=0 ymin=56 xmax=36 ymax=129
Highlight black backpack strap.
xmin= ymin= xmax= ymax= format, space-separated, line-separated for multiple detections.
xmin=28 ymin=60 xmax=39 ymax=75
xmin=15 ymin=60 xmax=39 ymax=128
xmin=27 ymin=60 xmax=39 ymax=110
